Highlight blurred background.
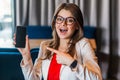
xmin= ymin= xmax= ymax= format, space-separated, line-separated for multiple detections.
xmin=0 ymin=0 xmax=120 ymax=80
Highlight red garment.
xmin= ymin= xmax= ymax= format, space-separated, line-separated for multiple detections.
xmin=47 ymin=54 xmax=62 ymax=80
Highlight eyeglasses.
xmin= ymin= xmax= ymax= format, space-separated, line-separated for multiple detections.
xmin=55 ymin=15 xmax=76 ymax=25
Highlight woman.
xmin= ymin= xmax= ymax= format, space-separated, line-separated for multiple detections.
xmin=14 ymin=3 xmax=102 ymax=80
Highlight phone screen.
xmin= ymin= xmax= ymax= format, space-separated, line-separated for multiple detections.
xmin=15 ymin=26 xmax=26 ymax=48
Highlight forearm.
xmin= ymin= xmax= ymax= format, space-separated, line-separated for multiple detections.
xmin=20 ymin=57 xmax=43 ymax=80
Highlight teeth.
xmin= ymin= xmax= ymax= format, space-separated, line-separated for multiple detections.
xmin=60 ymin=29 xmax=67 ymax=32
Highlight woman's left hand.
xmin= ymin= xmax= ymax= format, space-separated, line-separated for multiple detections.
xmin=47 ymin=47 xmax=74 ymax=66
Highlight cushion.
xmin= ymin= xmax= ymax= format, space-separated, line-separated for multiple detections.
xmin=27 ymin=25 xmax=96 ymax=39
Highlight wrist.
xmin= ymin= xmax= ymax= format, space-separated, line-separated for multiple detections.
xmin=22 ymin=52 xmax=31 ymax=61
xmin=23 ymin=56 xmax=31 ymax=64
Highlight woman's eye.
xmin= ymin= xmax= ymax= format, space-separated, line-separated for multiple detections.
xmin=57 ymin=18 xmax=62 ymax=21
xmin=68 ymin=19 xmax=74 ymax=23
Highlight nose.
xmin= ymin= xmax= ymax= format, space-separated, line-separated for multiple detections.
xmin=62 ymin=19 xmax=67 ymax=26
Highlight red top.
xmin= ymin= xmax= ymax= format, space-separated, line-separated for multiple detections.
xmin=47 ymin=54 xmax=62 ymax=80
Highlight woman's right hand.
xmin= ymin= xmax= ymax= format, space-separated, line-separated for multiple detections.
xmin=13 ymin=34 xmax=31 ymax=63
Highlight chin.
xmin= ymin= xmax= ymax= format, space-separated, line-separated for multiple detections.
xmin=59 ymin=36 xmax=70 ymax=39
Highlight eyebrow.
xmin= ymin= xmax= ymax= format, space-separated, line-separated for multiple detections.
xmin=57 ymin=15 xmax=75 ymax=18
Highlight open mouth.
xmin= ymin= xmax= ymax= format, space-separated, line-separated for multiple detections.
xmin=59 ymin=28 xmax=68 ymax=33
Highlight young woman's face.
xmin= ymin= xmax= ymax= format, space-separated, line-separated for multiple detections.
xmin=55 ymin=9 xmax=78 ymax=39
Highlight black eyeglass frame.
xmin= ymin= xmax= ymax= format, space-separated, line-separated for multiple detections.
xmin=54 ymin=15 xmax=76 ymax=25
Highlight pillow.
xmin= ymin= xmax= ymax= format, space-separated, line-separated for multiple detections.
xmin=83 ymin=26 xmax=96 ymax=39
xmin=27 ymin=26 xmax=52 ymax=39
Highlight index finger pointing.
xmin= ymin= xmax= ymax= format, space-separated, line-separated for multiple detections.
xmin=46 ymin=47 xmax=59 ymax=54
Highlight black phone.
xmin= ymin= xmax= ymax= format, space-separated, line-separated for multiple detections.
xmin=15 ymin=26 xmax=26 ymax=48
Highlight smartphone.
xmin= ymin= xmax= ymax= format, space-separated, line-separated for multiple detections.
xmin=15 ymin=26 xmax=26 ymax=48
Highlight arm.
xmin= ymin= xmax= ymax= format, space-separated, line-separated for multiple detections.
xmin=75 ymin=38 xmax=102 ymax=80
xmin=20 ymin=42 xmax=45 ymax=80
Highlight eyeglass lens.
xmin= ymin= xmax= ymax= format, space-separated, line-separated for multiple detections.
xmin=55 ymin=16 xmax=75 ymax=25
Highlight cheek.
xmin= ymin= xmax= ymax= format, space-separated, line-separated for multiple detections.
xmin=55 ymin=24 xmax=60 ymax=32
xmin=68 ymin=25 xmax=77 ymax=35
xmin=69 ymin=26 xmax=76 ymax=31
xmin=69 ymin=27 xmax=74 ymax=30
xmin=55 ymin=23 xmax=60 ymax=28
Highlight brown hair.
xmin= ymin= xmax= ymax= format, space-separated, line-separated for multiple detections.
xmin=43 ymin=3 xmax=84 ymax=59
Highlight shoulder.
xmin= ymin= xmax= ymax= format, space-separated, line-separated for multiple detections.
xmin=39 ymin=39 xmax=53 ymax=50
xmin=37 ymin=39 xmax=53 ymax=58
xmin=76 ymin=37 xmax=90 ymax=48
xmin=39 ymin=39 xmax=53 ymax=53
xmin=75 ymin=37 xmax=94 ymax=54
xmin=76 ymin=37 xmax=96 ymax=57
